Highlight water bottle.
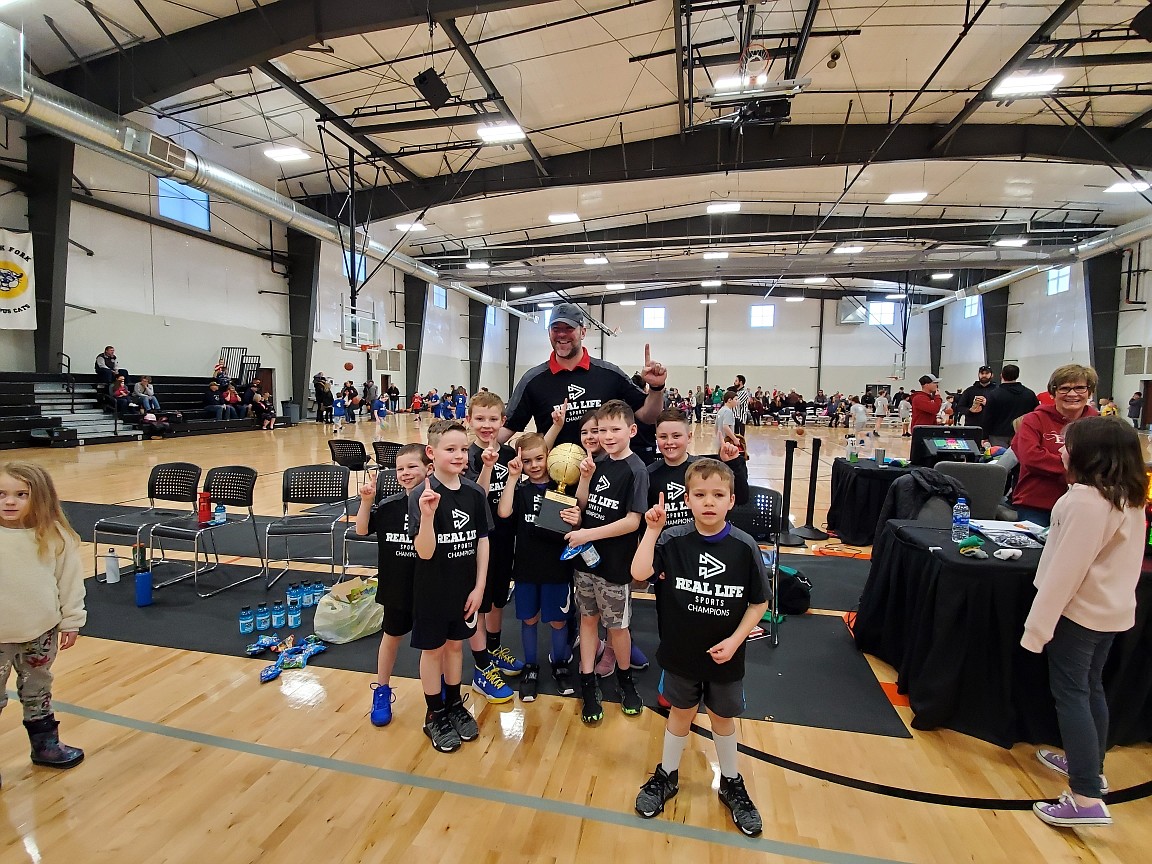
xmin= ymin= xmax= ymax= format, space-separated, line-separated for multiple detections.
xmin=256 ymin=602 xmax=271 ymax=631
xmin=271 ymin=601 xmax=286 ymax=629
xmin=312 ymin=580 xmax=326 ymax=604
xmin=213 ymin=504 xmax=227 ymax=525
xmin=951 ymin=497 xmax=971 ymax=543
xmin=579 ymin=543 xmax=602 ymax=569
xmin=286 ymin=593 xmax=302 ymax=629
xmin=239 ymin=605 xmax=255 ymax=635
xmin=135 ymin=570 xmax=153 ymax=607
xmin=105 ymin=548 xmax=121 ymax=584
xmin=300 ymin=582 xmax=315 ymax=609
xmin=847 ymin=435 xmax=858 ymax=463
xmin=287 ymin=582 xmax=299 ymax=608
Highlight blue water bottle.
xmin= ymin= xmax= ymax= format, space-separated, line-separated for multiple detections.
xmin=300 ymin=582 xmax=315 ymax=608
xmin=135 ymin=570 xmax=153 ymax=607
xmin=312 ymin=581 xmax=325 ymax=605
xmin=255 ymin=602 xmax=271 ymax=631
xmin=286 ymin=592 xmax=302 ymax=629
xmin=271 ymin=601 xmax=286 ymax=629
xmin=213 ymin=504 xmax=227 ymax=525
xmin=239 ymin=605 xmax=255 ymax=634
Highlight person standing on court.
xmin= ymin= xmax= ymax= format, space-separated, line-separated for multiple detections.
xmin=731 ymin=375 xmax=751 ymax=436
xmin=908 ymin=375 xmax=943 ymax=430
xmin=982 ymin=364 xmax=1040 ymax=448
xmin=500 ymin=303 xmax=669 ymax=447
xmin=1127 ymin=391 xmax=1143 ymax=428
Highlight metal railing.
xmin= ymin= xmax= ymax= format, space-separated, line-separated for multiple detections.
xmin=57 ymin=351 xmax=75 ymax=414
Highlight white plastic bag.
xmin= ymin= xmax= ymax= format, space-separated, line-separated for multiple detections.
xmin=312 ymin=578 xmax=383 ymax=644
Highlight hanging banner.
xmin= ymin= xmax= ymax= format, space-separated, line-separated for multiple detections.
xmin=0 ymin=230 xmax=35 ymax=330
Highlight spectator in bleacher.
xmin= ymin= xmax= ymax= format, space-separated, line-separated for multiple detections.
xmin=213 ymin=360 xmax=231 ymax=388
xmin=110 ymin=376 xmax=135 ymax=415
xmin=361 ymin=380 xmax=378 ymax=417
xmin=222 ymin=383 xmax=243 ymax=414
xmin=203 ymin=382 xmax=238 ymax=422
xmin=240 ymin=381 xmax=261 ymax=417
xmin=94 ymin=346 xmax=126 ymax=384
xmin=132 ymin=376 xmax=160 ymax=411
xmin=251 ymin=392 xmax=277 ymax=430
xmin=387 ymin=383 xmax=400 ymax=412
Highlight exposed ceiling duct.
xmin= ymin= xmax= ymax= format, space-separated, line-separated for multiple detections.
xmin=0 ymin=26 xmax=535 ymax=322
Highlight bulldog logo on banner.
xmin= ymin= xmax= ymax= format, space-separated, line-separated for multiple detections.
xmin=0 ymin=231 xmax=35 ymax=330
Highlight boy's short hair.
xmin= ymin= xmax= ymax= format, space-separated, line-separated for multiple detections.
xmin=722 ymin=389 xmax=738 ymax=404
xmin=684 ymin=458 xmax=735 ymax=493
xmin=579 ymin=409 xmax=599 ymax=428
xmin=397 ymin=442 xmax=431 ymax=465
xmin=427 ymin=419 xmax=469 ymax=446
xmin=656 ymin=407 xmax=690 ymax=428
xmin=517 ymin=432 xmax=548 ymax=454
xmin=595 ymin=399 xmax=635 ymax=425
xmin=468 ymin=390 xmax=506 ymax=415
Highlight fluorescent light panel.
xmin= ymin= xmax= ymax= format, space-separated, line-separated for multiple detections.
xmin=584 ymin=256 xmax=608 ymax=265
xmin=538 ymin=302 xmax=554 ymax=308
xmin=620 ymin=300 xmax=636 ymax=306
xmin=700 ymin=298 xmax=717 ymax=304
xmin=930 ymin=272 xmax=954 ymax=280
xmin=465 ymin=261 xmax=489 ymax=270
xmin=701 ymin=279 xmax=722 ymax=287
xmin=834 ymin=246 xmax=864 ymax=254
xmin=1105 ymin=181 xmax=1150 ymax=194
xmin=606 ymin=283 xmax=626 ymax=290
xmin=706 ymin=201 xmax=741 ymax=214
xmin=509 ymin=285 xmax=527 ymax=293
xmin=263 ymin=146 xmax=310 ymax=162
xmin=477 ymin=123 xmax=525 ymax=142
xmin=804 ymin=276 xmax=828 ymax=284
xmin=549 ymin=213 xmax=580 ymax=224
xmin=885 ymin=294 xmax=906 ymax=300
xmin=395 ymin=222 xmax=426 ymax=231
xmin=702 ymin=251 xmax=729 ymax=260
xmin=991 ymin=73 xmax=1063 ymax=97
xmin=884 ymin=191 xmax=927 ymax=204
xmin=994 ymin=237 xmax=1028 ymax=247
xmin=786 ymin=296 xmax=805 ymax=302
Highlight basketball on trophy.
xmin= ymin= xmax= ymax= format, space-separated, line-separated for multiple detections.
xmin=547 ymin=443 xmax=586 ymax=493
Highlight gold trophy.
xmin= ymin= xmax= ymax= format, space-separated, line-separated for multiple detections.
xmin=536 ymin=442 xmax=586 ymax=535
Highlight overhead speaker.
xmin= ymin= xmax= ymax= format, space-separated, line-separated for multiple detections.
xmin=1134 ymin=5 xmax=1152 ymax=42
xmin=413 ymin=68 xmax=451 ymax=110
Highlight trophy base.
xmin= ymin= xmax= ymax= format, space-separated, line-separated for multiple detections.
xmin=537 ymin=490 xmax=577 ymax=535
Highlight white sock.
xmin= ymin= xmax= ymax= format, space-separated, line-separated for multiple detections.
xmin=714 ymin=730 xmax=740 ymax=779
xmin=661 ymin=729 xmax=688 ymax=774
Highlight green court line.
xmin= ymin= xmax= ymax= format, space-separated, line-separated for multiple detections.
xmin=33 ymin=693 xmax=911 ymax=864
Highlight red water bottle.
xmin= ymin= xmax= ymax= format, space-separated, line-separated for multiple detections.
xmin=198 ymin=491 xmax=211 ymax=524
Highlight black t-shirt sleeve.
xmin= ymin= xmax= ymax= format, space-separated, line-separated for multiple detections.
xmin=505 ymin=363 xmax=547 ymax=433
xmin=626 ymin=458 xmax=650 ymax=514
xmin=651 ymin=529 xmax=670 ymax=580
xmin=406 ymin=485 xmax=423 ymax=539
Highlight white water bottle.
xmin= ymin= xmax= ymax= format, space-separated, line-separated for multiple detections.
xmin=951 ymin=498 xmax=970 ymax=543
xmin=105 ymin=548 xmax=120 ymax=584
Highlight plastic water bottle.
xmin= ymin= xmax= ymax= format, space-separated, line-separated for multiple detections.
xmin=239 ymin=605 xmax=255 ymax=635
xmin=256 ymin=602 xmax=271 ymax=631
xmin=951 ymin=498 xmax=971 ymax=543
xmin=105 ymin=548 xmax=120 ymax=584
xmin=287 ymin=582 xmax=299 ymax=608
xmin=271 ymin=601 xmax=286 ymax=629
xmin=312 ymin=581 xmax=326 ymax=604
xmin=134 ymin=570 xmax=153 ymax=607
xmin=213 ymin=504 xmax=227 ymax=525
xmin=300 ymin=582 xmax=315 ymax=609
xmin=847 ymin=435 xmax=858 ymax=463
xmin=286 ymin=593 xmax=302 ymax=629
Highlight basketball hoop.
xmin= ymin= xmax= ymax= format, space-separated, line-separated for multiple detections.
xmin=359 ymin=343 xmax=382 ymax=353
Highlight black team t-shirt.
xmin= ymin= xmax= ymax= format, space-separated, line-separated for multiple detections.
xmin=510 ymin=480 xmax=575 ymax=585
xmin=467 ymin=442 xmax=517 ymax=563
xmin=407 ymin=476 xmax=494 ymax=620
xmin=647 ymin=454 xmax=750 ymax=527
xmin=652 ymin=522 xmax=769 ymax=683
xmin=369 ymin=491 xmax=417 ymax=609
xmin=581 ymin=452 xmax=649 ymax=584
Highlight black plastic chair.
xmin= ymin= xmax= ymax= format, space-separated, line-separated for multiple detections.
xmin=264 ymin=465 xmax=350 ymax=589
xmin=372 ymin=440 xmax=403 ymax=470
xmin=729 ymin=485 xmax=783 ymax=541
xmin=149 ymin=465 xmax=265 ymax=597
xmin=341 ymin=469 xmax=404 ymax=578
xmin=92 ymin=462 xmax=202 ymax=581
xmin=329 ymin=439 xmax=376 ymax=488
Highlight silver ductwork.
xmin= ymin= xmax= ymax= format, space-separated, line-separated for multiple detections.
xmin=0 ymin=39 xmax=535 ymax=322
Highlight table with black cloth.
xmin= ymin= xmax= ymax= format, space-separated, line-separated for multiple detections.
xmin=825 ymin=457 xmax=914 ymax=546
xmin=854 ymin=520 xmax=1152 ymax=748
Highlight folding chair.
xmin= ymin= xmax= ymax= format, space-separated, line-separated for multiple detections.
xmin=729 ymin=485 xmax=783 ymax=541
xmin=92 ymin=462 xmax=201 ymax=581
xmin=149 ymin=465 xmax=265 ymax=597
xmin=341 ymin=469 xmax=403 ymax=578
xmin=329 ymin=439 xmax=375 ymax=488
xmin=372 ymin=440 xmax=403 ymax=470
xmin=264 ymin=465 xmax=350 ymax=589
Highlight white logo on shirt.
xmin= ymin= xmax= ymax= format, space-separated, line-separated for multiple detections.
xmin=493 ymin=462 xmax=508 ymax=479
xmin=698 ymin=553 xmax=727 ymax=580
xmin=452 ymin=509 xmax=471 ymax=529
xmin=666 ymin=482 xmax=685 ymax=502
xmin=568 ymin=384 xmax=586 ymax=400
xmin=594 ymin=475 xmax=611 ymax=493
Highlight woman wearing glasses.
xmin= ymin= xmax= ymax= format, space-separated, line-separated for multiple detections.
xmin=1012 ymin=365 xmax=1098 ymax=527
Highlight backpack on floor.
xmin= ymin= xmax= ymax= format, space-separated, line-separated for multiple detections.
xmin=776 ymin=565 xmax=812 ymax=615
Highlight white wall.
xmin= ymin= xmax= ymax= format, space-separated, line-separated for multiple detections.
xmin=478 ymin=305 xmax=511 ymax=398
xmin=1005 ymin=264 xmax=1090 ymax=395
xmin=939 ymin=294 xmax=986 ymax=391
xmin=418 ymin=284 xmax=469 ymax=394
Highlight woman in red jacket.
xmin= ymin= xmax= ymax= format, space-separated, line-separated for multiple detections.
xmin=1012 ymin=364 xmax=1098 ymax=527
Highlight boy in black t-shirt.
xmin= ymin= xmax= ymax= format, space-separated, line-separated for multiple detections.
xmin=465 ymin=391 xmax=521 ymax=703
xmin=648 ymin=408 xmax=750 ymax=527
xmin=409 ymin=420 xmax=495 ymax=754
xmin=354 ymin=443 xmax=430 ymax=728
xmin=497 ymin=433 xmax=581 ymax=701
xmin=568 ymin=400 xmax=649 ymax=723
xmin=631 ymin=459 xmax=769 ymax=836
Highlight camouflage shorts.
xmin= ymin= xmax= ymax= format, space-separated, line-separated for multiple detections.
xmin=573 ymin=570 xmax=632 ymax=629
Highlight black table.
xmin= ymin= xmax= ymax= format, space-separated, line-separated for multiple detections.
xmin=825 ymin=457 xmax=914 ymax=546
xmin=854 ymin=520 xmax=1152 ymax=748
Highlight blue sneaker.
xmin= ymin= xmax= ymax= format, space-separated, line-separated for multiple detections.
xmin=472 ymin=663 xmax=514 ymax=703
xmin=489 ymin=645 xmax=524 ymax=677
xmin=370 ymin=683 xmax=394 ymax=727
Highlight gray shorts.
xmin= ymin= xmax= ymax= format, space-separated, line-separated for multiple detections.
xmin=573 ymin=570 xmax=632 ymax=629
xmin=659 ymin=669 xmax=746 ymax=718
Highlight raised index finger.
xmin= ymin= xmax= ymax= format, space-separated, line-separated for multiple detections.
xmin=658 ymin=491 xmax=665 ymax=505
xmin=644 ymin=343 xmax=651 ymax=366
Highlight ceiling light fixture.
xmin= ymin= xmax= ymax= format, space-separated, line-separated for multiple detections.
xmin=1105 ymin=180 xmax=1150 ymax=194
xmin=509 ymin=285 xmax=527 ymax=293
xmin=706 ymin=201 xmax=741 ymax=214
xmin=476 ymin=123 xmax=525 ymax=143
xmin=833 ymin=245 xmax=864 ymax=254
xmin=620 ymin=300 xmax=636 ymax=306
xmin=549 ymin=213 xmax=580 ymax=224
xmin=465 ymin=261 xmax=489 ymax=270
xmin=885 ymin=294 xmax=907 ymax=301
xmin=930 ymin=272 xmax=954 ymax=280
xmin=703 ymin=76 xmax=811 ymax=104
xmin=584 ymin=256 xmax=609 ymax=265
xmin=263 ymin=146 xmax=310 ymax=162
xmin=395 ymin=222 xmax=426 ymax=232
xmin=606 ymin=283 xmax=626 ymax=290
xmin=804 ymin=276 xmax=828 ymax=284
xmin=991 ymin=73 xmax=1063 ymax=97
xmin=994 ymin=237 xmax=1029 ymax=247
xmin=702 ymin=251 xmax=729 ymax=260
xmin=786 ymin=296 xmax=805 ymax=302
xmin=539 ymin=302 xmax=554 ymax=308
xmin=700 ymin=298 xmax=718 ymax=304
xmin=884 ymin=191 xmax=928 ymax=204
xmin=701 ymin=279 xmax=722 ymax=287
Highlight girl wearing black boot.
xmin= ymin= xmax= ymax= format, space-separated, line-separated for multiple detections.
xmin=0 ymin=461 xmax=87 ymax=785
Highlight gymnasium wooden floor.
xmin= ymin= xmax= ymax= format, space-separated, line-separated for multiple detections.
xmin=2 ymin=415 xmax=1149 ymax=864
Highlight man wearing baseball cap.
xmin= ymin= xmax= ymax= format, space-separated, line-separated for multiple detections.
xmin=954 ymin=365 xmax=998 ymax=438
xmin=909 ymin=374 xmax=943 ymax=430
xmin=500 ymin=303 xmax=668 ymax=447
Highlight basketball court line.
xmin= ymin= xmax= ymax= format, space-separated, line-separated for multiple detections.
xmin=35 ymin=693 xmax=911 ymax=864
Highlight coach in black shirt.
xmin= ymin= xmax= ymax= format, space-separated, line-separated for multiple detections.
xmin=500 ymin=303 xmax=668 ymax=447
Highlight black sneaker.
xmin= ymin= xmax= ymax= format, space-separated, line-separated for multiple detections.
xmin=520 ymin=664 xmax=540 ymax=702
xmin=580 ymin=674 xmax=603 ymax=724
xmin=635 ymin=764 xmax=679 ymax=818
xmin=617 ymin=668 xmax=644 ymax=716
xmin=550 ymin=657 xmax=575 ymax=696
xmin=423 ymin=710 xmax=462 ymax=753
xmin=718 ymin=774 xmax=763 ymax=836
xmin=445 ymin=700 xmax=479 ymax=742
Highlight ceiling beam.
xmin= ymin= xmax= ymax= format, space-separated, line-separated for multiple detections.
xmin=933 ymin=0 xmax=1086 ymax=152
xmin=1112 ymin=104 xmax=1152 ymax=143
xmin=785 ymin=0 xmax=821 ymax=80
xmin=303 ymin=121 xmax=1152 ymax=221
xmin=46 ymin=0 xmax=563 ymax=112
xmin=1022 ymin=51 xmax=1152 ymax=70
xmin=439 ymin=18 xmax=549 ymax=177
xmin=256 ymin=63 xmax=420 ymax=183
xmin=351 ymin=111 xmax=505 ymax=135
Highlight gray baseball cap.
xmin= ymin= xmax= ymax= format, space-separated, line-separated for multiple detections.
xmin=549 ymin=303 xmax=586 ymax=328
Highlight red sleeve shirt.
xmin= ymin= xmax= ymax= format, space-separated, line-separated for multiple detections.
xmin=908 ymin=390 xmax=942 ymax=429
